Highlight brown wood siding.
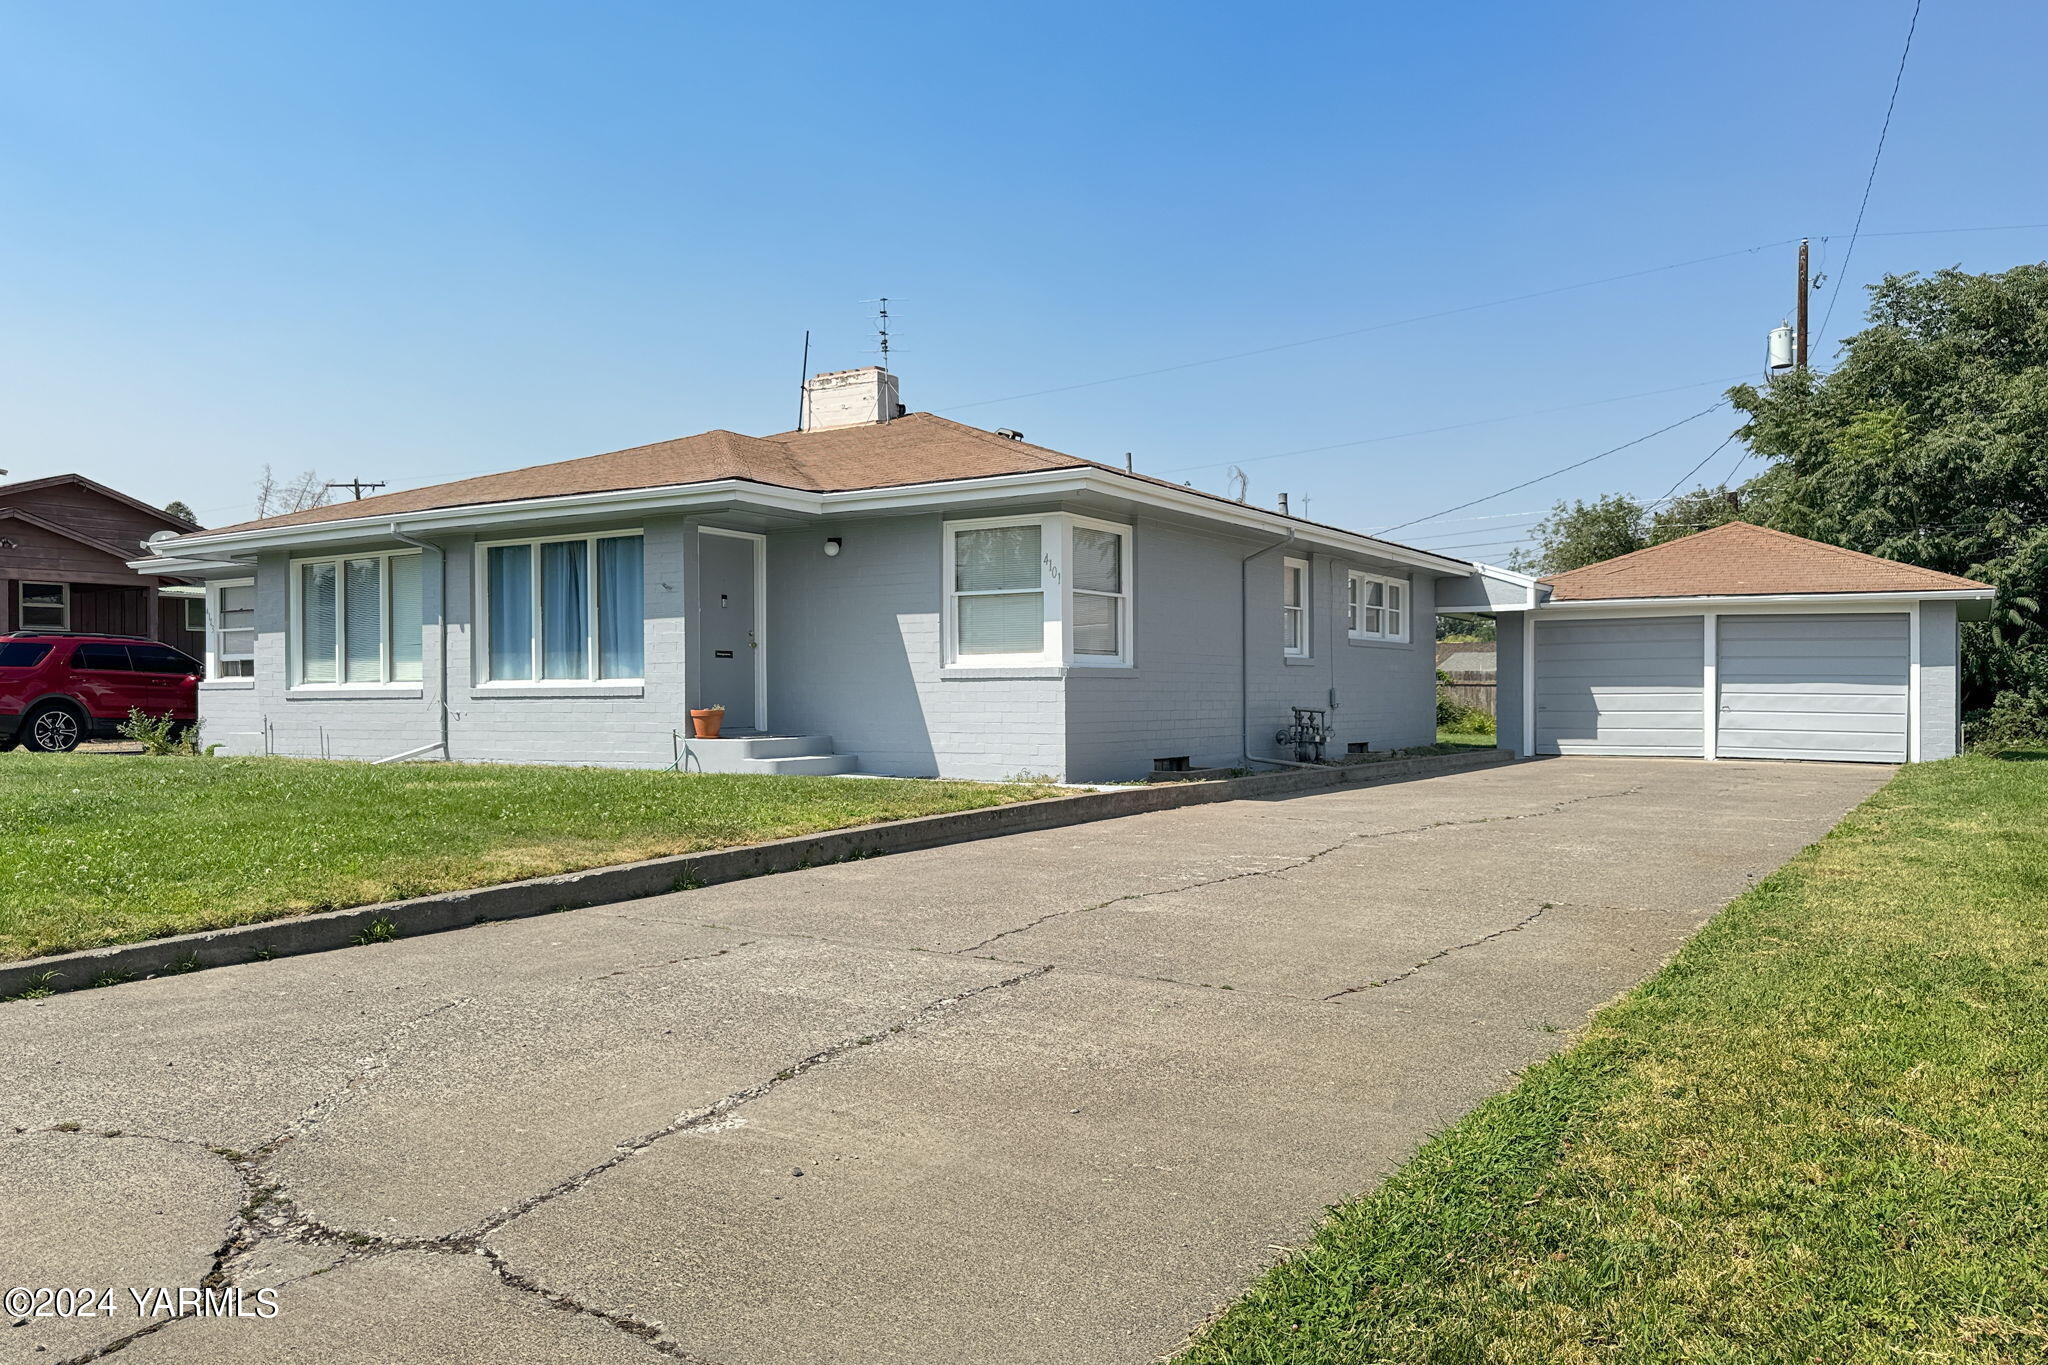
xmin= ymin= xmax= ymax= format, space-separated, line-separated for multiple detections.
xmin=69 ymin=584 xmax=150 ymax=636
xmin=0 ymin=477 xmax=202 ymax=648
xmin=3 ymin=482 xmax=182 ymax=559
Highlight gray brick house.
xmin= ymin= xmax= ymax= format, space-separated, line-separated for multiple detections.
xmin=135 ymin=368 xmax=1990 ymax=779
xmin=135 ymin=368 xmax=1469 ymax=781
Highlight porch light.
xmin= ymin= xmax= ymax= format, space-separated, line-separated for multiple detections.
xmin=824 ymin=537 xmax=842 ymax=557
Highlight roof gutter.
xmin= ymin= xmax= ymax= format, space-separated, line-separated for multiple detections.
xmin=1541 ymin=588 xmax=1995 ymax=609
xmin=135 ymin=470 xmax=1476 ymax=577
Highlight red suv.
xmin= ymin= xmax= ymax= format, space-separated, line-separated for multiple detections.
xmin=0 ymin=632 xmax=202 ymax=753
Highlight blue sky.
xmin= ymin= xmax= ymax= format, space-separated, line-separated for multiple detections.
xmin=3 ymin=1 xmax=2043 ymax=558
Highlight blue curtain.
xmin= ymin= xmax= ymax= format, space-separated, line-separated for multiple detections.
xmin=487 ymin=545 xmax=532 ymax=680
xmin=597 ymin=536 xmax=644 ymax=679
xmin=541 ymin=541 xmax=588 ymax=680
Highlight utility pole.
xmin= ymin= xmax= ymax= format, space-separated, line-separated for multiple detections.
xmin=325 ymin=478 xmax=386 ymax=501
xmin=1795 ymin=238 xmax=1810 ymax=370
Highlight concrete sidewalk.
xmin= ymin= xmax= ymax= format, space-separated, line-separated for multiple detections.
xmin=0 ymin=757 xmax=1888 ymax=1364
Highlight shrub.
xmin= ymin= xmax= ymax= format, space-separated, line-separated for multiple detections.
xmin=1435 ymin=670 xmax=1497 ymax=734
xmin=117 ymin=709 xmax=207 ymax=756
xmin=1965 ymin=691 xmax=2048 ymax=753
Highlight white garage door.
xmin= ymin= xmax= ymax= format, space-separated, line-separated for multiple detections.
xmin=1715 ymin=614 xmax=1907 ymax=763
xmin=1535 ymin=616 xmax=1704 ymax=756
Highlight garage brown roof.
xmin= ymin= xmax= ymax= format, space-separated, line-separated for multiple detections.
xmin=203 ymin=415 xmax=1116 ymax=535
xmin=1540 ymin=521 xmax=1991 ymax=601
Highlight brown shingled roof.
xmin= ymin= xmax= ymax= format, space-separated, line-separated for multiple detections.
xmin=1540 ymin=521 xmax=1991 ymax=601
xmin=203 ymin=414 xmax=1101 ymax=534
xmin=191 ymin=413 xmax=1465 ymax=564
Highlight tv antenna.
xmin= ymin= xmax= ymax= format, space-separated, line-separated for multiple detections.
xmin=325 ymin=478 xmax=387 ymax=501
xmin=860 ymin=297 xmax=898 ymax=370
xmin=1225 ymin=465 xmax=1249 ymax=503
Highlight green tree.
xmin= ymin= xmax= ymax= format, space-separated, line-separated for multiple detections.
xmin=163 ymin=499 xmax=197 ymax=525
xmin=1729 ymin=263 xmax=2048 ymax=730
xmin=1646 ymin=484 xmax=1746 ymax=544
xmin=1507 ymin=493 xmax=1647 ymax=574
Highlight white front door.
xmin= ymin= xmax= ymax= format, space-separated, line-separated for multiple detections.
xmin=698 ymin=531 xmax=764 ymax=731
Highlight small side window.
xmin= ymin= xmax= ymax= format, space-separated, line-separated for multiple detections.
xmin=1282 ymin=558 xmax=1310 ymax=657
xmin=131 ymin=643 xmax=201 ymax=675
xmin=72 ymin=643 xmax=133 ymax=671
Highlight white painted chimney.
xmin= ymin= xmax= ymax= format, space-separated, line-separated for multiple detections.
xmin=800 ymin=366 xmax=903 ymax=431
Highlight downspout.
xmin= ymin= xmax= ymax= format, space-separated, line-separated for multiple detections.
xmin=1239 ymin=528 xmax=1320 ymax=770
xmin=387 ymin=523 xmax=450 ymax=762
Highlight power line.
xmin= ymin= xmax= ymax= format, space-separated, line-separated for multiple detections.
xmin=1419 ymin=536 xmax=1545 ymax=554
xmin=1648 ymin=433 xmax=1740 ymax=509
xmin=933 ymin=241 xmax=1800 ymax=413
xmin=1376 ymin=401 xmax=1728 ymax=535
xmin=1156 ymin=373 xmax=1747 ymax=477
xmin=1814 ymin=0 xmax=1925 ymax=352
xmin=1720 ymin=441 xmax=1751 ymax=489
xmin=935 ymin=221 xmax=2045 ymax=417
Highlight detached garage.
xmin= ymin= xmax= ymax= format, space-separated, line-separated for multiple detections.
xmin=1495 ymin=523 xmax=1994 ymax=764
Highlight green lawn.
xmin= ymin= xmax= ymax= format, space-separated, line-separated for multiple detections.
xmin=1178 ymin=752 xmax=2048 ymax=1364
xmin=0 ymin=754 xmax=1062 ymax=962
xmin=1436 ymin=727 xmax=1499 ymax=751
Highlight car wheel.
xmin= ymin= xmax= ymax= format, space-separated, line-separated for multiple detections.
xmin=21 ymin=704 xmax=85 ymax=753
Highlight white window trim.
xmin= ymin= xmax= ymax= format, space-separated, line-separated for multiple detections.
xmin=205 ymin=577 xmax=257 ymax=681
xmin=474 ymin=529 xmax=646 ymax=687
xmin=1282 ymin=557 xmax=1310 ymax=658
xmin=941 ymin=513 xmax=1133 ymax=669
xmin=287 ymin=549 xmax=424 ymax=690
xmin=1347 ymin=570 xmax=1411 ymax=643
xmin=19 ymin=581 xmax=68 ymax=631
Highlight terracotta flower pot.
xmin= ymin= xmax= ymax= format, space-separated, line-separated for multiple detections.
xmin=689 ymin=708 xmax=725 ymax=739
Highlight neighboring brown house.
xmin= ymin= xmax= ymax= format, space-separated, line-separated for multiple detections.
xmin=0 ymin=474 xmax=205 ymax=655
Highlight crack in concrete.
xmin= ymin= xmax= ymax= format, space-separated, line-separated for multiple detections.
xmin=53 ymin=1313 xmax=185 ymax=1363
xmin=480 ymin=1246 xmax=727 ymax=1363
xmin=955 ymin=786 xmax=1642 ymax=955
xmin=1322 ymin=904 xmax=1554 ymax=1000
xmin=251 ymin=996 xmax=474 ymax=1164
xmin=584 ymin=941 xmax=755 ymax=982
xmin=65 ymin=963 xmax=1052 ymax=1362
xmin=466 ymin=961 xmax=1054 ymax=1241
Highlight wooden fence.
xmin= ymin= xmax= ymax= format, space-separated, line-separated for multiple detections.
xmin=1439 ymin=673 xmax=1497 ymax=716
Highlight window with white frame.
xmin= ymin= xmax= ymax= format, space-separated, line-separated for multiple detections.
xmin=1282 ymin=558 xmax=1309 ymax=657
xmin=19 ymin=582 xmax=67 ymax=630
xmin=209 ymin=580 xmax=256 ymax=679
xmin=944 ymin=514 xmax=1132 ymax=667
xmin=1347 ymin=570 xmax=1409 ymax=642
xmin=292 ymin=551 xmax=424 ymax=686
xmin=183 ymin=597 xmax=206 ymax=632
xmin=479 ymin=532 xmax=644 ymax=682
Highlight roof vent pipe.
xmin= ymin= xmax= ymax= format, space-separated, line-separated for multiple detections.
xmin=1278 ymin=493 xmax=1289 ymax=514
xmin=995 ymin=428 xmax=1024 ymax=442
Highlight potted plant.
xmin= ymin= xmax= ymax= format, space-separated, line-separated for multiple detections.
xmin=689 ymin=704 xmax=726 ymax=739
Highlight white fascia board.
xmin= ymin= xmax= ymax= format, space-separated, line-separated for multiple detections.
xmin=125 ymin=553 xmax=255 ymax=576
xmin=138 ymin=480 xmax=824 ymax=559
xmin=137 ymin=468 xmax=1477 ymax=576
xmin=1540 ymin=588 xmax=1993 ymax=616
xmin=1434 ymin=560 xmax=1547 ymax=613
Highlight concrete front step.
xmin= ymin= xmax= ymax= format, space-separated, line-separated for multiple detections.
xmin=681 ymin=734 xmax=857 ymax=776
xmin=742 ymin=753 xmax=861 ymax=776
xmin=686 ymin=733 xmax=836 ymax=761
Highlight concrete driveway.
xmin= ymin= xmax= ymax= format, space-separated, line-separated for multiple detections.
xmin=1 ymin=757 xmax=1888 ymax=1364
